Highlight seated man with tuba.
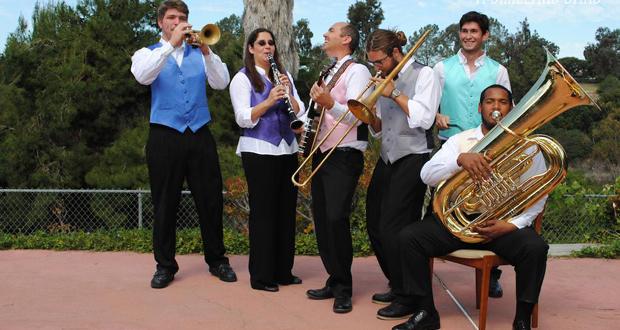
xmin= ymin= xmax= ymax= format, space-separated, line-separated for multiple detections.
xmin=391 ymin=85 xmax=548 ymax=330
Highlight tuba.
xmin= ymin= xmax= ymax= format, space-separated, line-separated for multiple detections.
xmin=433 ymin=48 xmax=599 ymax=243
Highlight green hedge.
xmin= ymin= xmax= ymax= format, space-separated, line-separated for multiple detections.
xmin=0 ymin=228 xmax=375 ymax=257
xmin=572 ymin=239 xmax=620 ymax=258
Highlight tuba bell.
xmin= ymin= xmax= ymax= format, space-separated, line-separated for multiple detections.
xmin=433 ymin=48 xmax=599 ymax=243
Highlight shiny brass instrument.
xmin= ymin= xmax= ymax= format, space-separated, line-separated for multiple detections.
xmin=186 ymin=24 xmax=220 ymax=47
xmin=290 ymin=31 xmax=432 ymax=187
xmin=291 ymin=75 xmax=379 ymax=187
xmin=347 ymin=30 xmax=431 ymax=124
xmin=433 ymin=49 xmax=599 ymax=243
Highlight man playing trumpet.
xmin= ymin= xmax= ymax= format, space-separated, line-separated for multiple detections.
xmin=130 ymin=0 xmax=236 ymax=289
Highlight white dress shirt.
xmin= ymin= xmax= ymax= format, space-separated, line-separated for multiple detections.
xmin=433 ymin=49 xmax=511 ymax=91
xmin=371 ymin=58 xmax=442 ymax=138
xmin=131 ymin=38 xmax=230 ymax=89
xmin=420 ymin=126 xmax=547 ymax=229
xmin=229 ymin=66 xmax=306 ymax=156
xmin=317 ymin=55 xmax=372 ymax=151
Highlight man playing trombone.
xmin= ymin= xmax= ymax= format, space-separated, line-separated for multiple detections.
xmin=363 ymin=29 xmax=441 ymax=319
xmin=304 ymin=22 xmax=372 ymax=314
xmin=130 ymin=0 xmax=236 ymax=289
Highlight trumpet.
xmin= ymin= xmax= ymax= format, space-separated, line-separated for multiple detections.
xmin=185 ymin=24 xmax=220 ymax=47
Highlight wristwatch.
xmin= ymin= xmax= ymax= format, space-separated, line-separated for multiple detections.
xmin=390 ymin=88 xmax=401 ymax=99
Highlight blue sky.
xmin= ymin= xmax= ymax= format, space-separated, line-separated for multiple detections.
xmin=1 ymin=0 xmax=619 ymax=59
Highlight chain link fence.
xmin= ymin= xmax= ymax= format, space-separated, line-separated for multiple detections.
xmin=0 ymin=189 xmax=616 ymax=243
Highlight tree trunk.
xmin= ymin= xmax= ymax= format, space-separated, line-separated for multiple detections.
xmin=242 ymin=0 xmax=299 ymax=78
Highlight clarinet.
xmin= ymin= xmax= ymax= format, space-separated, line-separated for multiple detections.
xmin=266 ymin=54 xmax=304 ymax=130
xmin=298 ymin=62 xmax=336 ymax=157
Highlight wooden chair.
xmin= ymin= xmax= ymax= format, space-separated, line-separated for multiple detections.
xmin=430 ymin=212 xmax=544 ymax=330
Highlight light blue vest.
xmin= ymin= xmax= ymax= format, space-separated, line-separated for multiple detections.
xmin=439 ymin=54 xmax=499 ymax=139
xmin=147 ymin=43 xmax=211 ymax=133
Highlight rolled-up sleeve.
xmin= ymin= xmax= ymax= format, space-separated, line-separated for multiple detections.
xmin=229 ymin=72 xmax=259 ymax=128
xmin=406 ymin=66 xmax=440 ymax=130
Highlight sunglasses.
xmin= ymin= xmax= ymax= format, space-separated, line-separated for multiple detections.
xmin=256 ymin=39 xmax=275 ymax=46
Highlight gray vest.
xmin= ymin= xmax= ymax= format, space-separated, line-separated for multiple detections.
xmin=378 ymin=62 xmax=434 ymax=164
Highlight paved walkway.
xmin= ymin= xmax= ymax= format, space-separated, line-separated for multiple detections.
xmin=1 ymin=250 xmax=619 ymax=329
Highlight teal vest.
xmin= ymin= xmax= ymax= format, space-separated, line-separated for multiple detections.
xmin=438 ymin=54 xmax=500 ymax=139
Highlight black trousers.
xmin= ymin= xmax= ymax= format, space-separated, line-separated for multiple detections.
xmin=398 ymin=214 xmax=548 ymax=306
xmin=146 ymin=124 xmax=228 ymax=273
xmin=241 ymin=152 xmax=298 ymax=286
xmin=366 ymin=153 xmax=429 ymax=292
xmin=311 ymin=148 xmax=364 ymax=298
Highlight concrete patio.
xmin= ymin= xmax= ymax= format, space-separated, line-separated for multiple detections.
xmin=1 ymin=250 xmax=618 ymax=329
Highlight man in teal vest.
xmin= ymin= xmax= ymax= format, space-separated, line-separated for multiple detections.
xmin=131 ymin=0 xmax=236 ymax=289
xmin=433 ymin=11 xmax=511 ymax=298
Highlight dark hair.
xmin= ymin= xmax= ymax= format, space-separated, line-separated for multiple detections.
xmin=244 ymin=28 xmax=285 ymax=93
xmin=479 ymin=84 xmax=513 ymax=105
xmin=340 ymin=23 xmax=359 ymax=54
xmin=365 ymin=29 xmax=407 ymax=56
xmin=459 ymin=11 xmax=489 ymax=34
xmin=157 ymin=0 xmax=189 ymax=21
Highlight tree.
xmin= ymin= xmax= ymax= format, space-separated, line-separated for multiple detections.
xmin=584 ymin=27 xmax=620 ymax=80
xmin=485 ymin=17 xmax=510 ymax=63
xmin=502 ymin=19 xmax=559 ymax=102
xmin=293 ymin=18 xmax=313 ymax=58
xmin=209 ymin=14 xmax=245 ymax=146
xmin=559 ymin=57 xmax=591 ymax=80
xmin=242 ymin=0 xmax=298 ymax=77
xmin=408 ymin=24 xmax=443 ymax=66
xmin=0 ymin=0 xmax=158 ymax=187
xmin=347 ymin=0 xmax=383 ymax=58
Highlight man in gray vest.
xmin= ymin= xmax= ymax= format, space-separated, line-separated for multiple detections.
xmin=364 ymin=29 xmax=441 ymax=320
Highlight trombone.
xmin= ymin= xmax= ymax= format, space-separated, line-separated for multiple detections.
xmin=347 ymin=29 xmax=431 ymax=124
xmin=291 ymin=30 xmax=431 ymax=187
xmin=290 ymin=75 xmax=379 ymax=187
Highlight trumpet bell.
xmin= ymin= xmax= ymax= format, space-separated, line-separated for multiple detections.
xmin=187 ymin=24 xmax=220 ymax=47
xmin=199 ymin=24 xmax=221 ymax=45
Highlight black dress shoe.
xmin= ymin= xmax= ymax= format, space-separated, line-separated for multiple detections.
xmin=150 ymin=269 xmax=174 ymax=289
xmin=333 ymin=296 xmax=353 ymax=313
xmin=513 ymin=319 xmax=531 ymax=330
xmin=392 ymin=309 xmax=441 ymax=330
xmin=306 ymin=286 xmax=334 ymax=300
xmin=377 ymin=302 xmax=416 ymax=320
xmin=278 ymin=275 xmax=302 ymax=285
xmin=209 ymin=264 xmax=237 ymax=282
xmin=251 ymin=282 xmax=279 ymax=292
xmin=489 ymin=268 xmax=503 ymax=298
xmin=372 ymin=290 xmax=396 ymax=305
